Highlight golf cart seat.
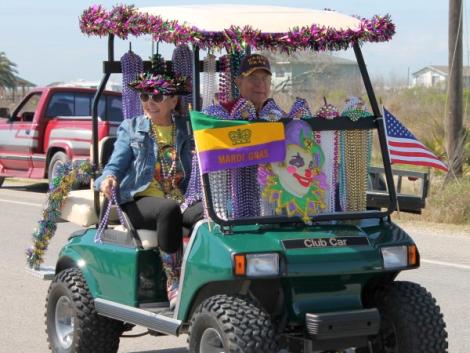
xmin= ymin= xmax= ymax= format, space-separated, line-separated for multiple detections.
xmin=59 ymin=137 xmax=118 ymax=227
xmin=366 ymin=166 xmax=429 ymax=214
xmin=105 ymin=220 xmax=191 ymax=250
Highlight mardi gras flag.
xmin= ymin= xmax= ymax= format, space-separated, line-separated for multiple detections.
xmin=190 ymin=111 xmax=286 ymax=173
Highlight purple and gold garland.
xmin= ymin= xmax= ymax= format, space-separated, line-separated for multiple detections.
xmin=26 ymin=161 xmax=94 ymax=269
xmin=80 ymin=5 xmax=395 ymax=52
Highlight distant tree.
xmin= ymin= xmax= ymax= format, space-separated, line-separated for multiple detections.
xmin=0 ymin=52 xmax=18 ymax=89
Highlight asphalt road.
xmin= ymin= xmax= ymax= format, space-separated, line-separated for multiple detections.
xmin=0 ymin=179 xmax=468 ymax=353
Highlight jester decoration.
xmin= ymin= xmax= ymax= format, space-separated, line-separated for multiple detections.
xmin=259 ymin=120 xmax=327 ymax=222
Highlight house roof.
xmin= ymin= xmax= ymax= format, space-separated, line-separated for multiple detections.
xmin=15 ymin=76 xmax=36 ymax=87
xmin=412 ymin=65 xmax=470 ymax=77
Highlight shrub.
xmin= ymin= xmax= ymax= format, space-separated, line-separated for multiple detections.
xmin=422 ymin=176 xmax=470 ymax=224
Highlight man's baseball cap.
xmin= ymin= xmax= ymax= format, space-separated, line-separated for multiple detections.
xmin=239 ymin=54 xmax=272 ymax=77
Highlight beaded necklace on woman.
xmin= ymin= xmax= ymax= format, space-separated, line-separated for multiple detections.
xmin=149 ymin=119 xmax=185 ymax=204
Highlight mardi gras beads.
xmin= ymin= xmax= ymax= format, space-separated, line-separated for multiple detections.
xmin=339 ymin=101 xmax=372 ymax=212
xmin=218 ymin=55 xmax=232 ymax=103
xmin=172 ymin=44 xmax=193 ymax=117
xmin=202 ymin=53 xmax=217 ymax=109
xmin=121 ymin=50 xmax=144 ymax=119
xmin=316 ymin=102 xmax=340 ymax=213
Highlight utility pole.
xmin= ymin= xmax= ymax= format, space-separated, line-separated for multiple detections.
xmin=446 ymin=0 xmax=464 ymax=182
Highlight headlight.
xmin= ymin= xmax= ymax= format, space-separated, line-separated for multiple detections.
xmin=381 ymin=246 xmax=408 ymax=269
xmin=233 ymin=253 xmax=280 ymax=277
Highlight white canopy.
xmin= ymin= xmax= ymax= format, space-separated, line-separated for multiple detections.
xmin=138 ymin=5 xmax=361 ymax=33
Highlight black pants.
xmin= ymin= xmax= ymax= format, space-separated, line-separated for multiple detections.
xmin=122 ymin=197 xmax=204 ymax=253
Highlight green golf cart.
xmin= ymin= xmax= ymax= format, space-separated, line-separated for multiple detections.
xmin=43 ymin=5 xmax=447 ymax=353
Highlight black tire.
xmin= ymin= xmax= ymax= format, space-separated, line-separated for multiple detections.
xmin=45 ymin=268 xmax=123 ymax=353
xmin=370 ymin=281 xmax=448 ymax=353
xmin=0 ymin=176 xmax=4 ymax=188
xmin=188 ymin=294 xmax=278 ymax=353
xmin=48 ymin=151 xmax=69 ymax=185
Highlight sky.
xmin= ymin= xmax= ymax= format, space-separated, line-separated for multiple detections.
xmin=0 ymin=0 xmax=460 ymax=87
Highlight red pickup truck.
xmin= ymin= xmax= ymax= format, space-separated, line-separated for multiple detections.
xmin=0 ymin=86 xmax=122 ymax=186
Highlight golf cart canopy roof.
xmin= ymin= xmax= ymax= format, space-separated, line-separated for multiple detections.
xmin=139 ymin=5 xmax=361 ymax=32
xmin=80 ymin=4 xmax=395 ymax=52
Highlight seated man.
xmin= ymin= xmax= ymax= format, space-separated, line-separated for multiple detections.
xmin=183 ymin=54 xmax=287 ymax=219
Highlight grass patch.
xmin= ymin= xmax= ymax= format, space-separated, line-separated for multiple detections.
xmin=398 ymin=175 xmax=470 ymax=225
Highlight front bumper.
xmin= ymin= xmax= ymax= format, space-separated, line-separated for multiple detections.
xmin=282 ymin=308 xmax=380 ymax=352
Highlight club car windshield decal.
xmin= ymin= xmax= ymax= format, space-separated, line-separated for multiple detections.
xmin=282 ymin=236 xmax=369 ymax=249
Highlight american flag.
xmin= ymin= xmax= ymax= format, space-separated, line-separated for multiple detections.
xmin=383 ymin=107 xmax=448 ymax=172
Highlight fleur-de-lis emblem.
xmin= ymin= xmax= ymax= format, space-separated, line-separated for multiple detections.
xmin=228 ymin=128 xmax=251 ymax=145
xmin=304 ymin=138 xmax=313 ymax=150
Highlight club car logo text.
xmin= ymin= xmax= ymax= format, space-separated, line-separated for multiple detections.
xmin=304 ymin=238 xmax=347 ymax=247
xmin=282 ymin=236 xmax=369 ymax=250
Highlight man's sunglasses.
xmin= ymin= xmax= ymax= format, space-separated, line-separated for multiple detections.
xmin=140 ymin=93 xmax=165 ymax=103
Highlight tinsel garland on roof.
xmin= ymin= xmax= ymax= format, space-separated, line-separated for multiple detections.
xmin=80 ymin=4 xmax=395 ymax=52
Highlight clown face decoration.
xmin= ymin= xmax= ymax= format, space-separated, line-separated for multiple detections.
xmin=271 ymin=144 xmax=317 ymax=198
xmin=259 ymin=120 xmax=328 ymax=222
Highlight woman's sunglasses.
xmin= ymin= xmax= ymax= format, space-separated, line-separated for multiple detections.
xmin=140 ymin=93 xmax=165 ymax=103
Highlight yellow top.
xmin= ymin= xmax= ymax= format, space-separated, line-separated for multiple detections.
xmin=135 ymin=124 xmax=174 ymax=198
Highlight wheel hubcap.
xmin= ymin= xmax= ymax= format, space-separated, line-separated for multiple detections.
xmin=200 ymin=327 xmax=225 ymax=353
xmin=55 ymin=295 xmax=75 ymax=349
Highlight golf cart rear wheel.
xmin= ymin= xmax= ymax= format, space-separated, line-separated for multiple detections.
xmin=370 ymin=281 xmax=448 ymax=353
xmin=46 ymin=268 xmax=123 ymax=353
xmin=188 ymin=294 xmax=278 ymax=353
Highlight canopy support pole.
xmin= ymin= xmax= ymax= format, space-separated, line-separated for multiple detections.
xmin=191 ymin=45 xmax=201 ymax=111
xmin=353 ymin=42 xmax=397 ymax=215
xmin=92 ymin=34 xmax=114 ymax=217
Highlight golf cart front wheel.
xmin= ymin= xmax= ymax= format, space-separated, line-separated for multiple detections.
xmin=188 ymin=294 xmax=278 ymax=353
xmin=45 ymin=268 xmax=123 ymax=353
xmin=370 ymin=281 xmax=448 ymax=353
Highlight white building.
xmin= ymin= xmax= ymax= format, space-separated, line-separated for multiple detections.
xmin=261 ymin=51 xmax=360 ymax=93
xmin=411 ymin=65 xmax=470 ymax=88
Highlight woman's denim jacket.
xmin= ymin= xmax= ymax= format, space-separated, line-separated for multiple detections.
xmin=94 ymin=115 xmax=193 ymax=204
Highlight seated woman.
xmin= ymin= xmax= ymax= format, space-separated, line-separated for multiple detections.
xmin=95 ymin=63 xmax=203 ymax=309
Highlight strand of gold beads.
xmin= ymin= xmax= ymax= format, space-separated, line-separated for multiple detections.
xmin=342 ymin=116 xmax=372 ymax=212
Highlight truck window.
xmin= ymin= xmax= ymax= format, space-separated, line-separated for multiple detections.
xmin=106 ymin=95 xmax=123 ymax=122
xmin=76 ymin=92 xmax=106 ymax=120
xmin=15 ymin=93 xmax=42 ymax=122
xmin=45 ymin=91 xmax=122 ymax=122
xmin=91 ymin=94 xmax=122 ymax=122
xmin=98 ymin=96 xmax=106 ymax=120
xmin=74 ymin=92 xmax=121 ymax=122
xmin=75 ymin=94 xmax=91 ymax=116
xmin=46 ymin=93 xmax=74 ymax=117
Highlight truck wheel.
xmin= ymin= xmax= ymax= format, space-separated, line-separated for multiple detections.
xmin=0 ymin=177 xmax=4 ymax=187
xmin=48 ymin=152 xmax=69 ymax=185
xmin=46 ymin=268 xmax=123 ymax=353
xmin=369 ymin=281 xmax=448 ymax=353
xmin=188 ymin=294 xmax=278 ymax=353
